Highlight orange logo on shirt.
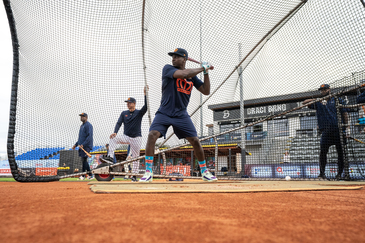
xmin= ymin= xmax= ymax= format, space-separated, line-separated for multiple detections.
xmin=176 ymin=78 xmax=193 ymax=95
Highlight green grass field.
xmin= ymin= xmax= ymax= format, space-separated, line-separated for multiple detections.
xmin=0 ymin=178 xmax=16 ymax=182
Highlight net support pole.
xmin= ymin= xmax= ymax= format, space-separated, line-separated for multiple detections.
xmin=162 ymin=152 xmax=167 ymax=175
xmin=229 ymin=148 xmax=232 ymax=176
xmin=141 ymin=0 xmax=152 ymax=126
xmin=335 ymin=96 xmax=350 ymax=180
xmin=238 ymin=43 xmax=246 ymax=174
xmin=214 ymin=137 xmax=218 ymax=176
xmin=199 ymin=0 xmax=203 ymax=137
xmin=190 ymin=150 xmax=194 ymax=176
xmin=158 ymin=153 xmax=161 ymax=174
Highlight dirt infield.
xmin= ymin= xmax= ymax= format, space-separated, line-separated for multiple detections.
xmin=1 ymin=181 xmax=365 ymax=243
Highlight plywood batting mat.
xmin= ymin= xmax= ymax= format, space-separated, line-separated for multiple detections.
xmin=89 ymin=181 xmax=364 ymax=193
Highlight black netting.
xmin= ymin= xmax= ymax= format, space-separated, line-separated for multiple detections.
xmin=3 ymin=0 xmax=365 ymax=181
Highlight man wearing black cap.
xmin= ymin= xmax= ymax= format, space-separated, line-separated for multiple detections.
xmin=303 ymin=84 xmax=349 ymax=180
xmin=139 ymin=48 xmax=217 ymax=183
xmin=72 ymin=113 xmax=94 ymax=180
xmin=101 ymin=87 xmax=148 ymax=181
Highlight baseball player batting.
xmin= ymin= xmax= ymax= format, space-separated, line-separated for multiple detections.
xmin=139 ymin=48 xmax=217 ymax=183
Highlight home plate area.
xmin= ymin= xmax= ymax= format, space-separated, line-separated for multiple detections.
xmin=88 ymin=180 xmax=365 ymax=194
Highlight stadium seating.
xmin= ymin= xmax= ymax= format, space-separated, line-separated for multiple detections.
xmin=15 ymin=145 xmax=105 ymax=160
xmin=288 ymin=134 xmax=365 ymax=164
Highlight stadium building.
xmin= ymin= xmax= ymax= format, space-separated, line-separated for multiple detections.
xmin=206 ymin=86 xmax=363 ymax=177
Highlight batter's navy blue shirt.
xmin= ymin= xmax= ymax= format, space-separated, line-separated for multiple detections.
xmin=114 ymin=96 xmax=147 ymax=137
xmin=308 ymin=97 xmax=348 ymax=131
xmin=75 ymin=121 xmax=93 ymax=157
xmin=157 ymin=64 xmax=204 ymax=117
xmin=357 ymin=91 xmax=365 ymax=104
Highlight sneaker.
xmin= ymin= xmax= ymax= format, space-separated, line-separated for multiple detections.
xmin=87 ymin=176 xmax=94 ymax=180
xmin=100 ymin=155 xmax=114 ymax=164
xmin=202 ymin=170 xmax=218 ymax=182
xmin=124 ymin=176 xmax=130 ymax=180
xmin=139 ymin=171 xmax=153 ymax=183
xmin=131 ymin=176 xmax=137 ymax=182
xmin=317 ymin=174 xmax=327 ymax=180
xmin=78 ymin=176 xmax=85 ymax=180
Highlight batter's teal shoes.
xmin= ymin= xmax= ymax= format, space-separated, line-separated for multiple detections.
xmin=139 ymin=171 xmax=153 ymax=183
xmin=202 ymin=170 xmax=218 ymax=182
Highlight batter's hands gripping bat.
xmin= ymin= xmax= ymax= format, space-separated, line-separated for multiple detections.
xmin=187 ymin=57 xmax=214 ymax=70
xmin=78 ymin=146 xmax=92 ymax=158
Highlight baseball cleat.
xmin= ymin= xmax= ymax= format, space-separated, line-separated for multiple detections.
xmin=131 ymin=176 xmax=138 ymax=182
xmin=100 ymin=155 xmax=114 ymax=164
xmin=139 ymin=171 xmax=153 ymax=183
xmin=78 ymin=176 xmax=85 ymax=180
xmin=202 ymin=170 xmax=218 ymax=182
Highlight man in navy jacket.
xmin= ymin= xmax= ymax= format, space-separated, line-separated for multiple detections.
xmin=303 ymin=84 xmax=349 ymax=180
xmin=72 ymin=113 xmax=93 ymax=180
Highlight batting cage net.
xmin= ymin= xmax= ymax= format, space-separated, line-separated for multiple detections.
xmin=3 ymin=0 xmax=365 ymax=182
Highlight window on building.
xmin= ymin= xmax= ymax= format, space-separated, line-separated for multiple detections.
xmin=208 ymin=126 xmax=214 ymax=136
xmin=268 ymin=119 xmax=289 ymax=137
xmin=253 ymin=124 xmax=263 ymax=132
xmin=220 ymin=123 xmax=241 ymax=133
xmin=300 ymin=116 xmax=317 ymax=130
xmin=297 ymin=116 xmax=318 ymax=137
xmin=220 ymin=123 xmax=242 ymax=141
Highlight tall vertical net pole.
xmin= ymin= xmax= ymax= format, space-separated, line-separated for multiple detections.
xmin=335 ymin=97 xmax=349 ymax=180
xmin=199 ymin=0 xmax=203 ymax=137
xmin=239 ymin=43 xmax=246 ymax=174
xmin=142 ymin=0 xmax=151 ymax=126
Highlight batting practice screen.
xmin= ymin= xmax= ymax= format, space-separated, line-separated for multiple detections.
xmin=3 ymin=0 xmax=365 ymax=181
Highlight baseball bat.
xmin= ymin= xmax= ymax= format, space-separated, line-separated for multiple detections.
xmin=187 ymin=57 xmax=214 ymax=70
xmin=79 ymin=146 xmax=92 ymax=158
xmin=348 ymin=136 xmax=365 ymax=144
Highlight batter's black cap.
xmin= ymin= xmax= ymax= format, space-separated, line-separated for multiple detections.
xmin=318 ymin=84 xmax=330 ymax=90
xmin=168 ymin=48 xmax=188 ymax=59
xmin=125 ymin=97 xmax=136 ymax=103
